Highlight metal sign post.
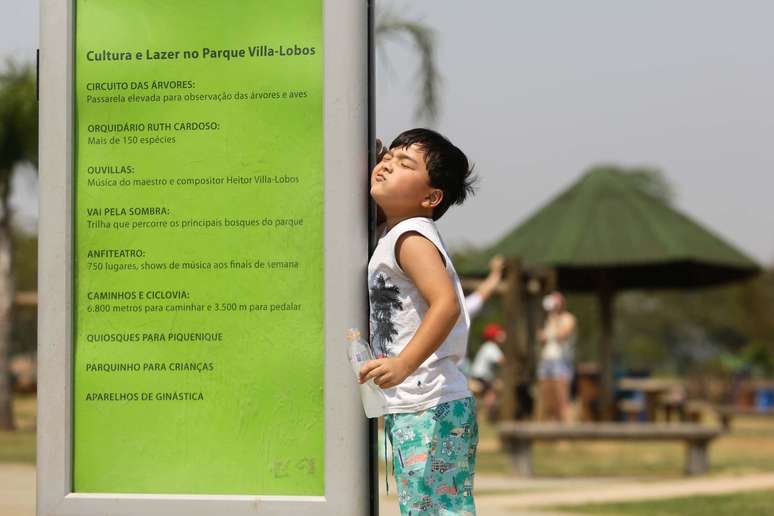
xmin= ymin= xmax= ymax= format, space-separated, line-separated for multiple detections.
xmin=38 ymin=0 xmax=373 ymax=514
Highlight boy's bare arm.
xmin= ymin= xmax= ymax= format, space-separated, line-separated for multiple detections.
xmin=360 ymin=233 xmax=460 ymax=389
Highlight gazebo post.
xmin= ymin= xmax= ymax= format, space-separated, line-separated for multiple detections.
xmin=500 ymin=258 xmax=529 ymax=421
xmin=598 ymin=279 xmax=616 ymax=420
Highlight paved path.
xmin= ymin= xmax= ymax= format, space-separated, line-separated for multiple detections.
xmin=379 ymin=472 xmax=774 ymax=514
xmin=0 ymin=464 xmax=34 ymax=516
xmin=4 ymin=463 xmax=774 ymax=516
xmin=379 ymin=474 xmax=630 ymax=515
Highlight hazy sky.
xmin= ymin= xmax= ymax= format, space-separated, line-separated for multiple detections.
xmin=2 ymin=1 xmax=772 ymax=263
xmin=376 ymin=0 xmax=774 ymax=265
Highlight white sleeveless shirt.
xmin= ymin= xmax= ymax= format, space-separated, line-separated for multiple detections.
xmin=368 ymin=217 xmax=471 ymax=414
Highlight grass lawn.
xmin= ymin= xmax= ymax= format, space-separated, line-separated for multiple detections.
xmin=556 ymin=489 xmax=774 ymax=515
xmin=379 ymin=410 xmax=774 ymax=482
xmin=0 ymin=394 xmax=36 ymax=464
xmin=6 ymin=394 xmax=774 ymax=479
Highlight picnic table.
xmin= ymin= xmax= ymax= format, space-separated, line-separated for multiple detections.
xmin=618 ymin=377 xmax=681 ymax=422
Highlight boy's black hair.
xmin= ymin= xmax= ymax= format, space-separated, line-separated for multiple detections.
xmin=390 ymin=128 xmax=476 ymax=220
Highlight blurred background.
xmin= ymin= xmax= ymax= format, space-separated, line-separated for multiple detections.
xmin=2 ymin=1 xmax=774 ymax=515
xmin=375 ymin=1 xmax=774 ymax=514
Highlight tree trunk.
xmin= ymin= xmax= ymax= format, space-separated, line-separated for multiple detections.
xmin=0 ymin=221 xmax=15 ymax=430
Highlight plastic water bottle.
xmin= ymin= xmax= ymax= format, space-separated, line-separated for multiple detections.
xmin=346 ymin=329 xmax=386 ymax=418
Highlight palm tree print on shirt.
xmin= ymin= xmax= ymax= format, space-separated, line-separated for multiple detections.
xmin=369 ymin=273 xmax=403 ymax=357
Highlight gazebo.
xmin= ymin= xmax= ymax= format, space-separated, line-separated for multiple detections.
xmin=459 ymin=167 xmax=761 ymax=418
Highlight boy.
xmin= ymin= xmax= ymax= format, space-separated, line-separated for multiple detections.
xmin=360 ymin=128 xmax=478 ymax=515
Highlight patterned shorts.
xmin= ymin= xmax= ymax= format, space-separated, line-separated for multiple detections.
xmin=385 ymin=397 xmax=478 ymax=515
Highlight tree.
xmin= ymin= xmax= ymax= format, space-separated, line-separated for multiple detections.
xmin=0 ymin=61 xmax=37 ymax=430
xmin=12 ymin=233 xmax=37 ymax=357
xmin=375 ymin=4 xmax=441 ymax=123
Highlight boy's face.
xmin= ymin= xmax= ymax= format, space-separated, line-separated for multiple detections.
xmin=370 ymin=143 xmax=442 ymax=218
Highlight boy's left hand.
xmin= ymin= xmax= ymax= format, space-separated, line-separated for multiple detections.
xmin=359 ymin=357 xmax=412 ymax=389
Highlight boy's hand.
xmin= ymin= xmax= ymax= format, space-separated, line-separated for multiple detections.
xmin=371 ymin=140 xmax=390 ymax=184
xmin=359 ymin=356 xmax=412 ymax=389
xmin=375 ymin=138 xmax=387 ymax=163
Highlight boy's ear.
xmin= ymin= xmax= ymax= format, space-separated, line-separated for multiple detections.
xmin=424 ymin=189 xmax=444 ymax=209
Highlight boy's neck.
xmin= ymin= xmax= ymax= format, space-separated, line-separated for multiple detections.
xmin=384 ymin=210 xmax=433 ymax=231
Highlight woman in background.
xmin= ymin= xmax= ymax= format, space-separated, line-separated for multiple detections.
xmin=538 ymin=291 xmax=577 ymax=422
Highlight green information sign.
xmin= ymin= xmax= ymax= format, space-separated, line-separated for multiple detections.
xmin=73 ymin=0 xmax=324 ymax=495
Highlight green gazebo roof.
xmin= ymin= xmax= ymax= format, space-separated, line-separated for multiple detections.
xmin=459 ymin=168 xmax=760 ymax=291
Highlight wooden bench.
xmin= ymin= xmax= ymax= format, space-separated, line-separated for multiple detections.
xmin=682 ymin=400 xmax=707 ymax=423
xmin=716 ymin=405 xmax=774 ymax=431
xmin=617 ymin=399 xmax=645 ymax=422
xmin=498 ymin=422 xmax=721 ymax=477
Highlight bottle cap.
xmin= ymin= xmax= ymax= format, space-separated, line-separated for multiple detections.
xmin=345 ymin=328 xmax=361 ymax=341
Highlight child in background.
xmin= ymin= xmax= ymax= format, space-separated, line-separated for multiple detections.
xmin=469 ymin=323 xmax=506 ymax=419
xmin=361 ymin=128 xmax=478 ymax=515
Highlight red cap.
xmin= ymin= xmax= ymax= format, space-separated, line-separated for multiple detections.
xmin=482 ymin=323 xmax=504 ymax=341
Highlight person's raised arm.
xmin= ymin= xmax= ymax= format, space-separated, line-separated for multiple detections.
xmin=474 ymin=255 xmax=505 ymax=300
xmin=360 ymin=233 xmax=459 ymax=389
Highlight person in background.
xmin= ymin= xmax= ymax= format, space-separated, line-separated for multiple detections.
xmin=458 ymin=255 xmax=505 ymax=376
xmin=469 ymin=323 xmax=506 ymax=419
xmin=537 ymin=291 xmax=577 ymax=422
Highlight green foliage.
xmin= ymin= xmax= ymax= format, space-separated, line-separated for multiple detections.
xmin=11 ymin=307 xmax=36 ymax=356
xmin=0 ymin=60 xmax=38 ymax=429
xmin=718 ymin=341 xmax=774 ymax=377
xmin=564 ymin=270 xmax=774 ymax=377
xmin=10 ymin=233 xmax=37 ymax=356
xmin=0 ymin=60 xmax=38 ymax=176
xmin=13 ymin=232 xmax=36 ymax=291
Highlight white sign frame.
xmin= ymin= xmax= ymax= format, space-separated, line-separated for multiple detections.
xmin=37 ymin=0 xmax=373 ymax=514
